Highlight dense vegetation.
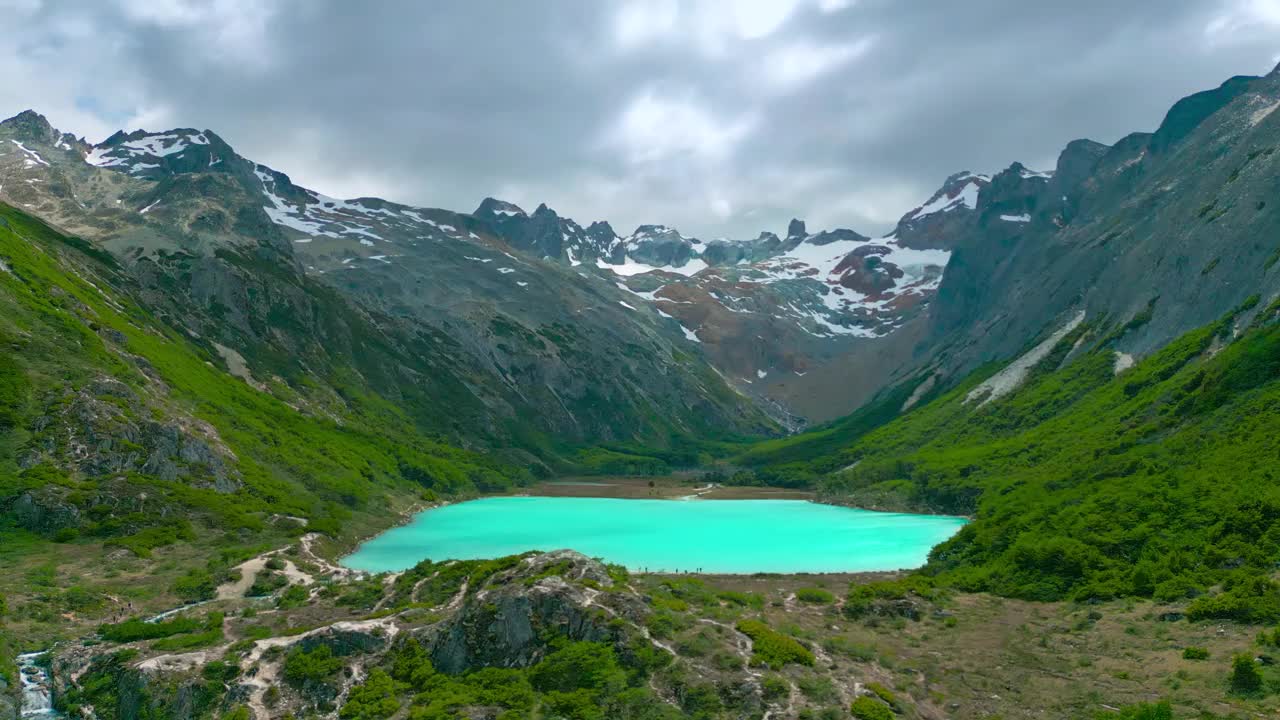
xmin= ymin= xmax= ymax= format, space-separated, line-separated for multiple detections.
xmin=739 ymin=299 xmax=1280 ymax=612
xmin=346 ymin=635 xmax=684 ymax=720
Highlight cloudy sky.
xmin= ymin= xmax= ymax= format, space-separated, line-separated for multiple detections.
xmin=3 ymin=0 xmax=1279 ymax=237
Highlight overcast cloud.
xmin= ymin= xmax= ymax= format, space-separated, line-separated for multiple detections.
xmin=3 ymin=0 xmax=1279 ymax=237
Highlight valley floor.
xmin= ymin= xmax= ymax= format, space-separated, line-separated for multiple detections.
xmin=661 ymin=573 xmax=1264 ymax=718
xmin=4 ymin=495 xmax=1276 ymax=720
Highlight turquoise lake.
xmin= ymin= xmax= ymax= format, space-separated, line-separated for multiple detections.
xmin=341 ymin=497 xmax=967 ymax=574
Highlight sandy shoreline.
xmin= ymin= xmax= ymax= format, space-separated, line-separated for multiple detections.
xmin=508 ymin=475 xmax=815 ymax=501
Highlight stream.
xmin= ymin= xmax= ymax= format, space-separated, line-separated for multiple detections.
xmin=16 ymin=652 xmax=58 ymax=718
xmin=13 ymin=600 xmax=217 ymax=715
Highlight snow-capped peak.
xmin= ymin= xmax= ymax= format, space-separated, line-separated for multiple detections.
xmin=903 ymin=172 xmax=988 ymax=223
xmin=85 ymin=128 xmax=222 ymax=178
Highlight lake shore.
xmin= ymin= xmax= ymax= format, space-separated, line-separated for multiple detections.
xmin=508 ymin=475 xmax=814 ymax=501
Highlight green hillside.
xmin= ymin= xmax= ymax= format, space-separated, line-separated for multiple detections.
xmin=0 ymin=202 xmax=529 ymax=585
xmin=738 ymin=300 xmax=1280 ymax=613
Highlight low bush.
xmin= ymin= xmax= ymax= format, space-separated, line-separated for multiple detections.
xmin=850 ymin=696 xmax=894 ymax=720
xmin=735 ymin=619 xmax=814 ymax=668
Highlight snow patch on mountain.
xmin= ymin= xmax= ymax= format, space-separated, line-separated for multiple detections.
xmin=903 ymin=173 xmax=985 ymax=222
xmin=965 ymin=311 xmax=1086 ymax=406
xmin=596 ymin=257 xmax=708 ymax=277
xmin=86 ymin=130 xmax=211 ymax=173
xmin=1019 ymin=167 xmax=1054 ymax=179
xmin=10 ymin=140 xmax=49 ymax=167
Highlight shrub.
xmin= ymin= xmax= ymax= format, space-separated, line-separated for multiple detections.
xmin=277 ymin=584 xmax=309 ymax=610
xmin=98 ymin=617 xmax=201 ymax=643
xmin=845 ymin=577 xmax=935 ymax=620
xmin=172 ymin=569 xmax=217 ymax=603
xmin=735 ymin=619 xmax=814 ymax=668
xmin=284 ymin=645 xmax=343 ymax=687
xmin=851 ymin=696 xmax=894 ymax=720
xmin=797 ymin=676 xmax=839 ymax=703
xmin=796 ymin=588 xmax=835 ymax=604
xmin=340 ymin=669 xmax=400 ymax=720
xmin=717 ymin=590 xmax=765 ymax=609
xmin=247 ymin=570 xmax=289 ymax=598
xmin=1187 ymin=579 xmax=1280 ymax=624
xmin=761 ymin=675 xmax=790 ymax=702
xmin=865 ymin=681 xmax=897 ymax=707
xmin=1181 ymin=646 xmax=1209 ymax=660
xmin=1230 ymin=654 xmax=1263 ymax=694
xmin=529 ymin=641 xmax=625 ymax=694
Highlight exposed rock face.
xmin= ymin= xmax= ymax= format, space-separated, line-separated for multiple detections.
xmin=427 ymin=551 xmax=641 ymax=674
xmin=623 ymin=225 xmax=701 ymax=268
xmin=925 ymin=67 xmax=1280 ymax=388
xmin=297 ymin=628 xmax=391 ymax=658
xmin=0 ymin=675 xmax=14 ymax=720
xmin=892 ymin=171 xmax=989 ymax=251
xmin=18 ymin=377 xmax=239 ymax=493
xmin=7 ymin=490 xmax=81 ymax=533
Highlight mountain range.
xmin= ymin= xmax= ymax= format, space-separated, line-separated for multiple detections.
xmin=11 ymin=63 xmax=1276 ymax=433
xmin=3 ymin=59 xmax=1280 ymax=720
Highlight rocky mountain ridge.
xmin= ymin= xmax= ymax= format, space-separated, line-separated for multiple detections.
xmin=0 ymin=107 xmax=973 ymax=422
xmin=4 ymin=61 xmax=1280 ymax=430
xmin=0 ymin=111 xmax=774 ymax=445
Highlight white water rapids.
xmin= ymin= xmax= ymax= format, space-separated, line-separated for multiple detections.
xmin=16 ymin=652 xmax=58 ymax=718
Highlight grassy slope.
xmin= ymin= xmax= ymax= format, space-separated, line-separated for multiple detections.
xmin=0 ymin=204 xmax=530 ymax=644
xmin=738 ymin=298 xmax=1280 ymax=608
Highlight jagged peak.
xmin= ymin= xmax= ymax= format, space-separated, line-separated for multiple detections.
xmin=1060 ymin=138 xmax=1109 ymax=155
xmin=584 ymin=220 xmax=617 ymax=240
xmin=0 ymin=109 xmax=60 ymax=144
xmin=474 ymin=197 xmax=527 ymax=218
xmin=1 ymin=109 xmax=52 ymax=130
xmin=1054 ymin=139 xmax=1110 ymax=188
xmin=805 ymin=227 xmax=869 ymax=246
xmin=787 ymin=218 xmax=806 ymax=238
xmin=97 ymin=127 xmax=214 ymax=146
xmin=631 ymin=223 xmax=676 ymax=237
xmin=900 ymin=171 xmax=988 ymax=225
xmin=987 ymin=162 xmax=1052 ymax=182
xmin=943 ymin=169 xmax=986 ymax=186
xmin=531 ymin=202 xmax=560 ymax=219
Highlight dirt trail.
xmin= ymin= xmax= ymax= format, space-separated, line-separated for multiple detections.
xmin=136 ymin=648 xmax=227 ymax=673
xmin=240 ymin=617 xmax=401 ymax=720
xmin=216 ymin=548 xmax=317 ymax=601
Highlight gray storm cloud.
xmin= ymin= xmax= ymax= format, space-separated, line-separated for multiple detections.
xmin=2 ymin=0 xmax=1278 ymax=237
